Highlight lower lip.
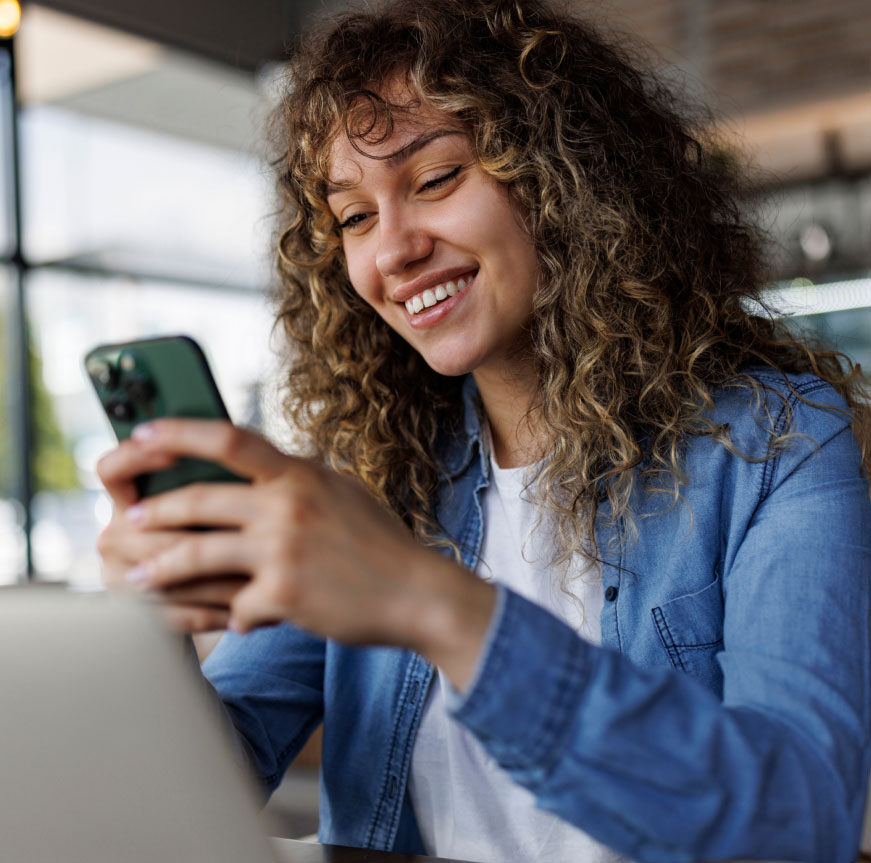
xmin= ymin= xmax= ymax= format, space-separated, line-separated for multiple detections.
xmin=405 ymin=275 xmax=475 ymax=329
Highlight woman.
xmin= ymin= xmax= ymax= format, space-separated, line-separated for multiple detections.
xmin=96 ymin=0 xmax=871 ymax=860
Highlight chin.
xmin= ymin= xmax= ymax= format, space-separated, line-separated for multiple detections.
xmin=420 ymin=353 xmax=478 ymax=378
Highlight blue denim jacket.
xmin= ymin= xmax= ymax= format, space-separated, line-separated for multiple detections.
xmin=203 ymin=370 xmax=871 ymax=862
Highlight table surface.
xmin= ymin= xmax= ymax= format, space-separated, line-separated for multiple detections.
xmin=270 ymin=838 xmax=471 ymax=863
xmin=268 ymin=841 xmax=866 ymax=863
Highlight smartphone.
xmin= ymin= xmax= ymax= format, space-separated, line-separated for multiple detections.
xmin=84 ymin=335 xmax=247 ymax=498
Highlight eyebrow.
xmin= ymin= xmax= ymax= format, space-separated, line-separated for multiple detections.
xmin=325 ymin=129 xmax=463 ymax=197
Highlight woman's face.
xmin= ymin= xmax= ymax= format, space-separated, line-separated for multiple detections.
xmin=326 ymin=99 xmax=539 ymax=380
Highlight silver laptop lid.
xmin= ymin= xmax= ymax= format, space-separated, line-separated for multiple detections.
xmin=0 ymin=585 xmax=278 ymax=863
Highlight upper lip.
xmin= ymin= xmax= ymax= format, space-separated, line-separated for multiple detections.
xmin=391 ymin=267 xmax=478 ymax=303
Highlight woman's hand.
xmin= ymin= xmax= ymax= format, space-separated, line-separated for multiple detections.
xmin=98 ymin=419 xmax=496 ymax=689
xmin=96 ymin=437 xmax=244 ymax=632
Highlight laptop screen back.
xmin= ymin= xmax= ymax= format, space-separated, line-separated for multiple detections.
xmin=0 ymin=586 xmax=278 ymax=863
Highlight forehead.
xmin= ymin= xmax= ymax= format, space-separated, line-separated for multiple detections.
xmin=327 ymin=95 xmax=464 ymax=182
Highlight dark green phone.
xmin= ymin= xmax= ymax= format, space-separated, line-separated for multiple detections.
xmin=84 ymin=335 xmax=247 ymax=498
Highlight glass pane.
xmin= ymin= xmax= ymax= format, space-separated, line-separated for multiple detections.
xmin=0 ymin=267 xmax=25 ymax=582
xmin=27 ymin=269 xmax=277 ymax=586
xmin=20 ymin=104 xmax=271 ymax=289
xmin=788 ymin=306 xmax=871 ymax=374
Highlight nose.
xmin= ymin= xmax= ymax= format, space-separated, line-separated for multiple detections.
xmin=375 ymin=206 xmax=434 ymax=277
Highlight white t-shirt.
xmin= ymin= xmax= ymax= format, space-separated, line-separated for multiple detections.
xmin=407 ymin=450 xmax=626 ymax=863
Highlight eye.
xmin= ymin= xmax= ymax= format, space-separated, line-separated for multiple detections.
xmin=420 ymin=165 xmax=461 ymax=192
xmin=338 ymin=212 xmax=370 ymax=232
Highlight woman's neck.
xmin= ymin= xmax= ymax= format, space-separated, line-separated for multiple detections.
xmin=472 ymin=366 xmax=545 ymax=469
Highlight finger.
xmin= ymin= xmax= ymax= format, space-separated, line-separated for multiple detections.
xmin=97 ymin=440 xmax=178 ymax=508
xmin=98 ymin=526 xmax=189 ymax=589
xmin=130 ymin=530 xmax=253 ymax=590
xmin=227 ymin=580 xmax=287 ymax=634
xmin=161 ymin=604 xmax=231 ymax=634
xmin=100 ymin=525 xmax=187 ymax=564
xmin=131 ymin=420 xmax=295 ymax=482
xmin=126 ymin=482 xmax=262 ymax=531
xmin=162 ymin=575 xmax=248 ymax=608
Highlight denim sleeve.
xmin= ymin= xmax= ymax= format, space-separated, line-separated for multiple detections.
xmin=449 ymin=421 xmax=871 ymax=862
xmin=201 ymin=623 xmax=326 ymax=794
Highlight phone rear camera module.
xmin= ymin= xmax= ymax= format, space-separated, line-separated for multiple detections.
xmin=106 ymin=398 xmax=135 ymax=422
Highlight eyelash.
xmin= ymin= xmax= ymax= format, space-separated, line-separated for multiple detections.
xmin=337 ymin=166 xmax=462 ymax=231
xmin=421 ymin=165 xmax=461 ymax=190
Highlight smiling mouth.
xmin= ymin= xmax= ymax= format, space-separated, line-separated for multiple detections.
xmin=403 ymin=271 xmax=476 ymax=315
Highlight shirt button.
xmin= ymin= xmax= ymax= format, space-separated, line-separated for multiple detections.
xmin=389 ymin=775 xmax=398 ymax=798
xmin=409 ymin=680 xmax=420 ymax=702
xmin=605 ymin=586 xmax=618 ymax=602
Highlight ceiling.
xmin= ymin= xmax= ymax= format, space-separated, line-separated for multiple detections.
xmin=24 ymin=0 xmax=319 ymax=72
xmin=16 ymin=4 xmax=288 ymax=153
xmin=17 ymin=1 xmax=871 ymax=182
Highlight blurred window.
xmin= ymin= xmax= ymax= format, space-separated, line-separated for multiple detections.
xmin=20 ymin=105 xmax=272 ymax=290
xmin=7 ymin=5 xmax=278 ymax=583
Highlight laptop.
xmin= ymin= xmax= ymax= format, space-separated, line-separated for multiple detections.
xmin=0 ymin=585 xmax=281 ymax=863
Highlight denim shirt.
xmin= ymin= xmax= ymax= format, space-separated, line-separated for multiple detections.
xmin=203 ymin=370 xmax=871 ymax=862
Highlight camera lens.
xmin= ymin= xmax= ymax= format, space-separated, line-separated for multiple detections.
xmin=123 ymin=376 xmax=156 ymax=403
xmin=87 ymin=359 xmax=117 ymax=388
xmin=106 ymin=398 xmax=135 ymax=422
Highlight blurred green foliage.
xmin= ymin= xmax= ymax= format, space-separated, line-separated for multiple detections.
xmin=0 ymin=318 xmax=79 ymax=498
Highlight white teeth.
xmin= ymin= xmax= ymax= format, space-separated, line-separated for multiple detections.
xmin=404 ymin=273 xmax=475 ymax=315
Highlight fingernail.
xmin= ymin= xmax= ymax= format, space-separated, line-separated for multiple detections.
xmin=126 ymin=504 xmax=144 ymax=522
xmin=227 ymin=618 xmax=242 ymax=634
xmin=126 ymin=564 xmax=149 ymax=586
xmin=131 ymin=423 xmax=155 ymax=441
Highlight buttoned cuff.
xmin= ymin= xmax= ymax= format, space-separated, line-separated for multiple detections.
xmin=446 ymin=583 xmax=591 ymax=780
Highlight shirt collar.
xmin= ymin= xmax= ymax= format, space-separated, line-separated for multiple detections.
xmin=439 ymin=375 xmax=486 ymax=479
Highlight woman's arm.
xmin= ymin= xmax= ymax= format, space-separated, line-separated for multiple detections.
xmin=446 ymin=422 xmax=871 ymax=862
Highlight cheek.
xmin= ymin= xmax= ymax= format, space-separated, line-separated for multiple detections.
xmin=343 ymin=247 xmax=377 ymax=305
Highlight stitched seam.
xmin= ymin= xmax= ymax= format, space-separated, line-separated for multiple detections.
xmin=536 ymin=636 xmax=587 ymax=771
xmin=614 ymin=517 xmax=625 ymax=653
xmin=365 ymin=658 xmax=413 ymax=848
xmin=668 ymin=639 xmax=723 ymax=650
xmin=386 ymin=658 xmax=433 ymax=846
xmin=651 ymin=606 xmax=686 ymax=672
xmin=758 ymin=396 xmax=787 ymax=502
xmin=264 ymin=716 xmax=322 ymax=787
xmin=758 ymin=378 xmax=831 ymax=500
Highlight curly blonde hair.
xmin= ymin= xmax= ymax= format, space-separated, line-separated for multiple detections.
xmin=270 ymin=0 xmax=868 ymax=561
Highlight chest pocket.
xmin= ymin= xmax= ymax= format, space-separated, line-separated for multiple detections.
xmin=651 ymin=572 xmax=725 ymax=695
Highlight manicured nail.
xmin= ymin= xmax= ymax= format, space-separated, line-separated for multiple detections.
xmin=131 ymin=423 xmax=155 ymax=441
xmin=126 ymin=504 xmax=144 ymax=522
xmin=126 ymin=564 xmax=149 ymax=586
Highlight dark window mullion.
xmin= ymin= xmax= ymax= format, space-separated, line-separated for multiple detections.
xmin=2 ymin=37 xmax=33 ymax=578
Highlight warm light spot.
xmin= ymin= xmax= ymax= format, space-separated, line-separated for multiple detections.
xmin=0 ymin=0 xmax=21 ymax=39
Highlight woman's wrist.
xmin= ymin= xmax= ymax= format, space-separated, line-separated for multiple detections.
xmin=403 ymin=553 xmax=498 ymax=692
